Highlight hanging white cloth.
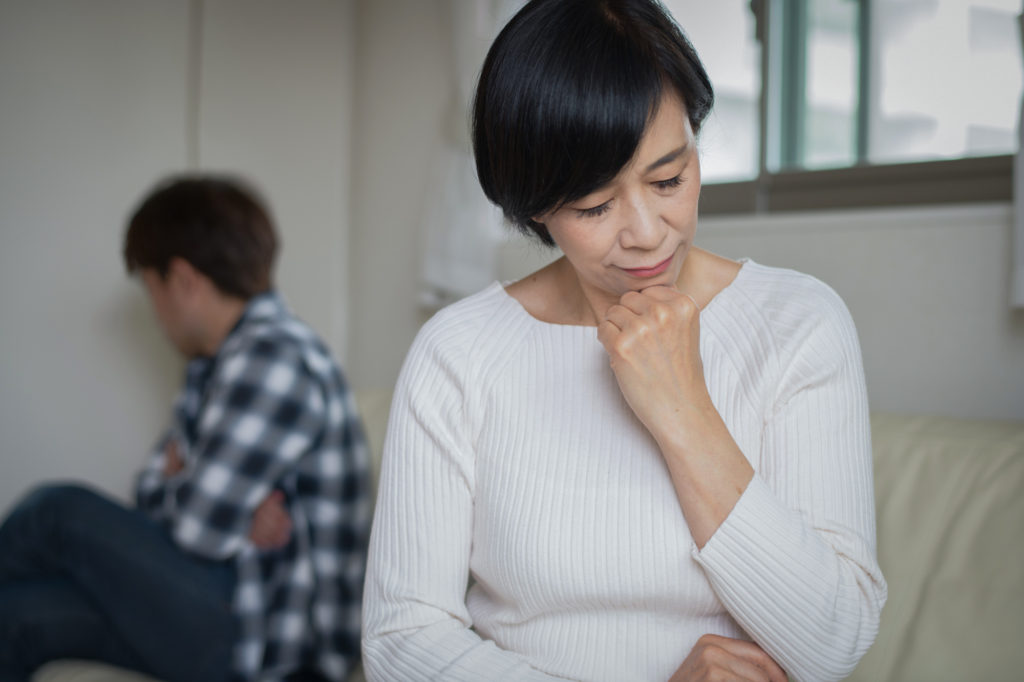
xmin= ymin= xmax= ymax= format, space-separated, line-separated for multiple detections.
xmin=419 ymin=0 xmax=525 ymax=309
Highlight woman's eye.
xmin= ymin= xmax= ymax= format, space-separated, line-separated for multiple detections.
xmin=654 ymin=175 xmax=683 ymax=190
xmin=575 ymin=201 xmax=611 ymax=219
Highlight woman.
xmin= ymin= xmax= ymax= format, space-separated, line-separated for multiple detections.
xmin=362 ymin=1 xmax=886 ymax=680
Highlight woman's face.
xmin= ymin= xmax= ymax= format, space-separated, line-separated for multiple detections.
xmin=537 ymin=92 xmax=701 ymax=318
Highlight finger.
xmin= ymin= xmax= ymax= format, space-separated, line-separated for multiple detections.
xmin=270 ymin=509 xmax=291 ymax=534
xmin=617 ymin=289 xmax=653 ymax=315
xmin=680 ymin=292 xmax=699 ymax=313
xmin=722 ymin=655 xmax=779 ymax=682
xmin=640 ymin=285 xmax=700 ymax=311
xmin=251 ymin=518 xmax=287 ymax=550
xmin=258 ymin=509 xmax=283 ymax=536
xmin=691 ymin=644 xmax=772 ymax=682
xmin=262 ymin=516 xmax=291 ymax=549
xmin=703 ymin=636 xmax=787 ymax=682
xmin=634 ymin=280 xmax=675 ymax=294
xmin=604 ymin=304 xmax=639 ymax=333
xmin=250 ymin=525 xmax=270 ymax=546
xmin=274 ymin=520 xmax=292 ymax=547
xmin=266 ymin=503 xmax=292 ymax=545
xmin=596 ymin=319 xmax=617 ymax=349
xmin=751 ymin=650 xmax=787 ymax=682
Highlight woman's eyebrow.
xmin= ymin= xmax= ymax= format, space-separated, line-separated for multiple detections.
xmin=643 ymin=143 xmax=689 ymax=173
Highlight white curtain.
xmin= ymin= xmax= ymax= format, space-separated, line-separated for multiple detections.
xmin=419 ymin=0 xmax=525 ymax=309
xmin=1015 ymin=7 xmax=1024 ymax=308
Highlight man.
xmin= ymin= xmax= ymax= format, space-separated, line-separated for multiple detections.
xmin=0 ymin=176 xmax=372 ymax=682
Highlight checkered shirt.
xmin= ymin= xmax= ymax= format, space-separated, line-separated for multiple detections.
xmin=135 ymin=291 xmax=372 ymax=681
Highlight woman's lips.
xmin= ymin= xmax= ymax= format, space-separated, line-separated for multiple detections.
xmin=622 ymin=254 xmax=674 ymax=278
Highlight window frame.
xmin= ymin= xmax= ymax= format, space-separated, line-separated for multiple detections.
xmin=700 ymin=0 xmax=1016 ymax=216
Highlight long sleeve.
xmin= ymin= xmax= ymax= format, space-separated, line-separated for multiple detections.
xmin=362 ymin=316 xmax=566 ymax=681
xmin=693 ymin=282 xmax=886 ymax=682
xmin=156 ymin=337 xmax=325 ymax=560
xmin=136 ymin=358 xmax=212 ymax=519
xmin=135 ymin=431 xmax=172 ymax=514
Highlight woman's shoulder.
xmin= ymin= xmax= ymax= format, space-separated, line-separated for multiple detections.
xmin=411 ymin=282 xmax=531 ymax=361
xmin=718 ymin=260 xmax=860 ymax=356
xmin=732 ymin=258 xmax=834 ymax=300
xmin=731 ymin=260 xmax=851 ymax=320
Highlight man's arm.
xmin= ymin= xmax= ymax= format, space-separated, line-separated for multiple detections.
xmin=136 ymin=433 xmax=174 ymax=517
xmin=158 ymin=336 xmax=324 ymax=560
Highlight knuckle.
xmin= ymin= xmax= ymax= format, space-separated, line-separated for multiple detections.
xmin=671 ymin=299 xmax=691 ymax=317
xmin=614 ymin=336 xmax=633 ymax=357
xmin=702 ymin=644 xmax=726 ymax=665
xmin=651 ymin=303 xmax=671 ymax=324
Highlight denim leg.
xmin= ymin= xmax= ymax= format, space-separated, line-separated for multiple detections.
xmin=0 ymin=577 xmax=148 ymax=682
xmin=0 ymin=483 xmax=237 ymax=682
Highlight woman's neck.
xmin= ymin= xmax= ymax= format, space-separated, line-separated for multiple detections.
xmin=504 ymin=247 xmax=740 ymax=326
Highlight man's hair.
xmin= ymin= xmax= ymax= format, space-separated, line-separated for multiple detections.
xmin=472 ymin=0 xmax=714 ymax=246
xmin=123 ymin=175 xmax=278 ymax=299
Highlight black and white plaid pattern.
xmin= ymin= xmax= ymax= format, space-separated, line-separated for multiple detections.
xmin=136 ymin=292 xmax=371 ymax=681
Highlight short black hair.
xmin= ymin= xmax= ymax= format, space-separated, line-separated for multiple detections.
xmin=123 ymin=175 xmax=277 ymax=299
xmin=472 ymin=0 xmax=714 ymax=246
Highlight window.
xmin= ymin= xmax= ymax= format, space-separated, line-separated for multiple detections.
xmin=664 ymin=0 xmax=1022 ymax=213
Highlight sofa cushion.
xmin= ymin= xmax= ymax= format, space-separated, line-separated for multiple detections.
xmin=33 ymin=661 xmax=160 ymax=682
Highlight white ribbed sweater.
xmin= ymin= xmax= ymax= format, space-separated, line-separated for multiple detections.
xmin=363 ymin=260 xmax=886 ymax=682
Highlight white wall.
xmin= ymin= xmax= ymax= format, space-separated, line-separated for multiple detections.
xmin=0 ymin=0 xmax=354 ymax=514
xmin=697 ymin=204 xmax=1024 ymax=421
xmin=199 ymin=0 xmax=354 ymax=360
xmin=348 ymin=0 xmax=449 ymax=390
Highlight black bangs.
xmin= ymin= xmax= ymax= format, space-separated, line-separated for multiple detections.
xmin=473 ymin=0 xmax=714 ymax=246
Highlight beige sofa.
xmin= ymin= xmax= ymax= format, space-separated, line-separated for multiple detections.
xmin=34 ymin=391 xmax=1024 ymax=682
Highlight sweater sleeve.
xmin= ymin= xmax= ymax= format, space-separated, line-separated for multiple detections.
xmin=692 ymin=287 xmax=887 ymax=682
xmin=361 ymin=316 xmax=567 ymax=681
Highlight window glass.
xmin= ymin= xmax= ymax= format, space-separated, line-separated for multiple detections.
xmin=611 ymin=1 xmax=1021 ymax=186
xmin=664 ymin=1 xmax=762 ymax=183
xmin=869 ymin=0 xmax=1022 ymax=164
xmin=803 ymin=0 xmax=860 ymax=169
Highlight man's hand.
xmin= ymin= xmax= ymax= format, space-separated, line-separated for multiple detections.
xmin=163 ymin=439 xmax=185 ymax=477
xmin=669 ymin=634 xmax=787 ymax=682
xmin=249 ymin=490 xmax=293 ymax=550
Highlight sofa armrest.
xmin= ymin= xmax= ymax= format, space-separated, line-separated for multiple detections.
xmin=848 ymin=414 xmax=1024 ymax=681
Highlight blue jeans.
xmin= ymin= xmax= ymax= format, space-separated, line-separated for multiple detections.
xmin=0 ymin=484 xmax=237 ymax=682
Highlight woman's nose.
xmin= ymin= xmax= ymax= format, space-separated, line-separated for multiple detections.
xmin=618 ymin=195 xmax=664 ymax=250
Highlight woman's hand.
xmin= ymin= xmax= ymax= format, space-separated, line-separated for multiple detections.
xmin=597 ymin=284 xmax=753 ymax=548
xmin=669 ymin=635 xmax=787 ymax=682
xmin=596 ymin=285 xmax=708 ymax=445
xmin=248 ymin=490 xmax=293 ymax=550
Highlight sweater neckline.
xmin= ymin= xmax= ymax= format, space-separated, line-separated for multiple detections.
xmin=495 ymin=258 xmax=753 ymax=330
